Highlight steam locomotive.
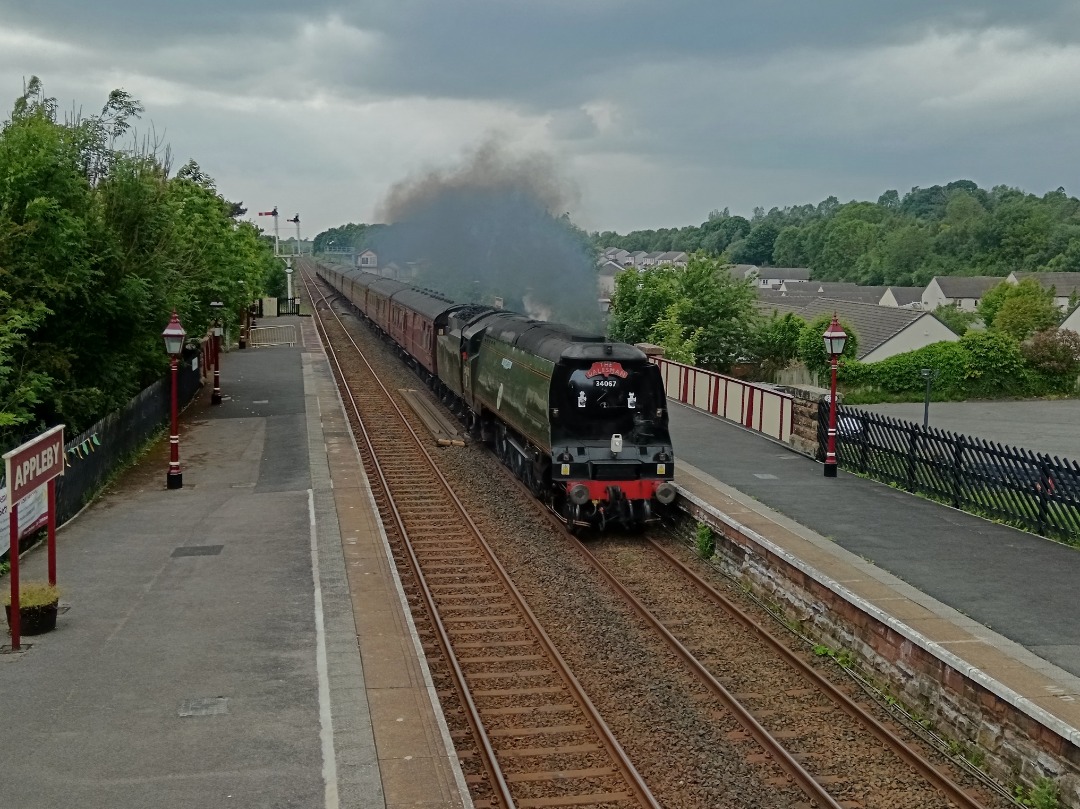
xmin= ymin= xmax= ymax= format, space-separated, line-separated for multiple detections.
xmin=317 ymin=263 xmax=677 ymax=532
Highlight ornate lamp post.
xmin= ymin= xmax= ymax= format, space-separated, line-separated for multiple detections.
xmin=162 ymin=311 xmax=186 ymax=489
xmin=822 ymin=315 xmax=847 ymax=478
xmin=210 ymin=301 xmax=224 ymax=405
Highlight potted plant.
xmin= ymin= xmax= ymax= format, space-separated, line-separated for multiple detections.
xmin=3 ymin=582 xmax=60 ymax=635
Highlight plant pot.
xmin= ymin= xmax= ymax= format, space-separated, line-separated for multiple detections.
xmin=5 ymin=601 xmax=59 ymax=635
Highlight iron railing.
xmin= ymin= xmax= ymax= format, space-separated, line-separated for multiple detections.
xmin=1 ymin=356 xmax=203 ymax=557
xmin=818 ymin=403 xmax=1080 ymax=543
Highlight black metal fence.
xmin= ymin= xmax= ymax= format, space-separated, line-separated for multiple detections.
xmin=818 ymin=402 xmax=1080 ymax=544
xmin=2 ymin=356 xmax=202 ymax=548
xmin=277 ymin=297 xmax=300 ymax=316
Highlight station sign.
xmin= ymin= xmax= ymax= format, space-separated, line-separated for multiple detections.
xmin=4 ymin=424 xmax=65 ymax=505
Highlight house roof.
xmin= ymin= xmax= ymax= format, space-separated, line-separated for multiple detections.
xmin=772 ymin=282 xmax=887 ymax=304
xmin=883 ymin=286 xmax=923 ymax=306
xmin=800 ymin=299 xmax=950 ymax=359
xmin=752 ymin=300 xmax=805 ymax=319
xmin=932 ymin=275 xmax=1003 ymax=299
xmin=657 ymin=251 xmax=687 ymax=261
xmin=755 ymin=267 xmax=811 ymax=281
xmin=1014 ymin=272 xmax=1080 ymax=297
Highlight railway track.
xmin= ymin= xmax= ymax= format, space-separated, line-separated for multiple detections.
xmin=299 ymin=257 xmax=1013 ymax=808
xmin=577 ymin=536 xmax=1007 ymax=809
xmin=299 ymin=263 xmax=660 ymax=809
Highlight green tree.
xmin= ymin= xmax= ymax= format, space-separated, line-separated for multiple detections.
xmin=994 ymin=295 xmax=1061 ymax=341
xmin=607 ymin=266 xmax=681 ymax=345
xmin=931 ymin=305 xmax=978 ymax=336
xmin=0 ymin=78 xmax=281 ymax=450
xmin=770 ymin=226 xmax=807 ymax=267
xmin=978 ymin=277 xmax=1056 ymax=333
xmin=608 ymin=255 xmax=758 ymax=370
xmin=751 ymin=312 xmax=806 ymax=375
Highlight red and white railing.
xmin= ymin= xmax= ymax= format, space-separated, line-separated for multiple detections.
xmin=652 ymin=357 xmax=793 ymax=442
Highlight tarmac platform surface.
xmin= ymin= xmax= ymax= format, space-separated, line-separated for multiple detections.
xmin=0 ymin=316 xmax=469 ymax=809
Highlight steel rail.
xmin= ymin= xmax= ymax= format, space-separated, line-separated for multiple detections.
xmin=299 ymin=261 xmax=661 ymax=809
xmin=299 ymin=265 xmax=515 ymax=809
xmin=569 ymin=537 xmax=848 ymax=809
xmin=646 ymin=538 xmax=989 ymax=809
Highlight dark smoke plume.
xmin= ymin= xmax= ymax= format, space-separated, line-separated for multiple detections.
xmin=373 ymin=138 xmax=601 ymax=330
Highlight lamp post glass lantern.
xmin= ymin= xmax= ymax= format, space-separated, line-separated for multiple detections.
xmin=162 ymin=311 xmax=186 ymax=489
xmin=822 ymin=315 xmax=847 ymax=478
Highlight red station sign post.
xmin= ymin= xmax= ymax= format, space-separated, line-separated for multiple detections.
xmin=3 ymin=425 xmax=65 ymax=651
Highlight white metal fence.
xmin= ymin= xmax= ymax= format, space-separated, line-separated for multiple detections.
xmin=653 ymin=357 xmax=794 ymax=442
xmin=248 ymin=325 xmax=297 ymax=347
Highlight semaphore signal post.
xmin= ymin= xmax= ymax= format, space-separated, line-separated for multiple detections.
xmin=3 ymin=424 xmax=65 ymax=651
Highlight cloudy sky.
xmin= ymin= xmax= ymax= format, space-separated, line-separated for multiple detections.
xmin=3 ymin=2 xmax=1080 ymax=236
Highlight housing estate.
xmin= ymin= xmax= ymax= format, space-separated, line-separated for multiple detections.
xmin=757 ymin=298 xmax=959 ymax=363
xmin=1007 ymin=272 xmax=1080 ymax=311
xmin=921 ymin=276 xmax=1003 ymax=311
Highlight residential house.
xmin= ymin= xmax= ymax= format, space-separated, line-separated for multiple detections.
xmin=629 ymin=250 xmax=648 ymax=268
xmin=756 ymin=298 xmax=959 ymax=363
xmin=731 ymin=264 xmax=760 ymax=280
xmin=597 ymin=260 xmax=625 ymax=299
xmin=921 ymin=276 xmax=1003 ymax=312
xmin=1060 ymin=305 xmax=1080 ymax=337
xmin=1007 ymin=272 xmax=1080 ymax=312
xmin=358 ymin=249 xmax=378 ymax=270
xmin=879 ymin=287 xmax=924 ymax=309
xmin=775 ymin=282 xmax=887 ymax=304
xmin=752 ymin=267 xmax=811 ymax=288
xmin=656 ymin=251 xmax=689 ymax=267
xmin=642 ymin=251 xmax=665 ymax=267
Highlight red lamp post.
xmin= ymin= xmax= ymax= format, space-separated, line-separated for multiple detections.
xmin=822 ymin=314 xmax=847 ymax=478
xmin=210 ymin=301 xmax=224 ymax=405
xmin=163 ymin=311 xmax=186 ymax=489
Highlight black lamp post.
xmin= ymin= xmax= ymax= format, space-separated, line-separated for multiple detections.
xmin=920 ymin=368 xmax=938 ymax=429
xmin=822 ymin=314 xmax=847 ymax=478
xmin=162 ymin=311 xmax=186 ymax=489
xmin=210 ymin=301 xmax=224 ymax=405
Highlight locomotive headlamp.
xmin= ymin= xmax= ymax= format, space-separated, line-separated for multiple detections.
xmin=610 ymin=434 xmax=623 ymax=454
xmin=655 ymin=408 xmax=663 ymax=418
xmin=655 ymin=482 xmax=677 ymax=505
xmin=569 ymin=484 xmax=591 ymax=505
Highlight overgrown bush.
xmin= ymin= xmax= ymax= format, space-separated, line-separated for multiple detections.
xmin=1022 ymin=329 xmax=1080 ymax=390
xmin=959 ymin=330 xmax=1031 ymax=396
xmin=839 ymin=328 xmax=1077 ymax=402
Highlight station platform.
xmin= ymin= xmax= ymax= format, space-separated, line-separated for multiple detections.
xmin=0 ymin=316 xmax=471 ymax=809
xmin=8 ymin=309 xmax=1080 ymax=807
xmin=668 ymin=402 xmax=1080 ymax=746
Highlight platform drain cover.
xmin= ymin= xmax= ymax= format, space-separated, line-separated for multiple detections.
xmin=171 ymin=545 xmax=224 ymax=557
xmin=179 ymin=697 xmax=229 ymax=717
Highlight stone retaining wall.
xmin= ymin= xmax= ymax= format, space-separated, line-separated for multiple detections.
xmin=777 ymin=384 xmax=829 ymax=458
